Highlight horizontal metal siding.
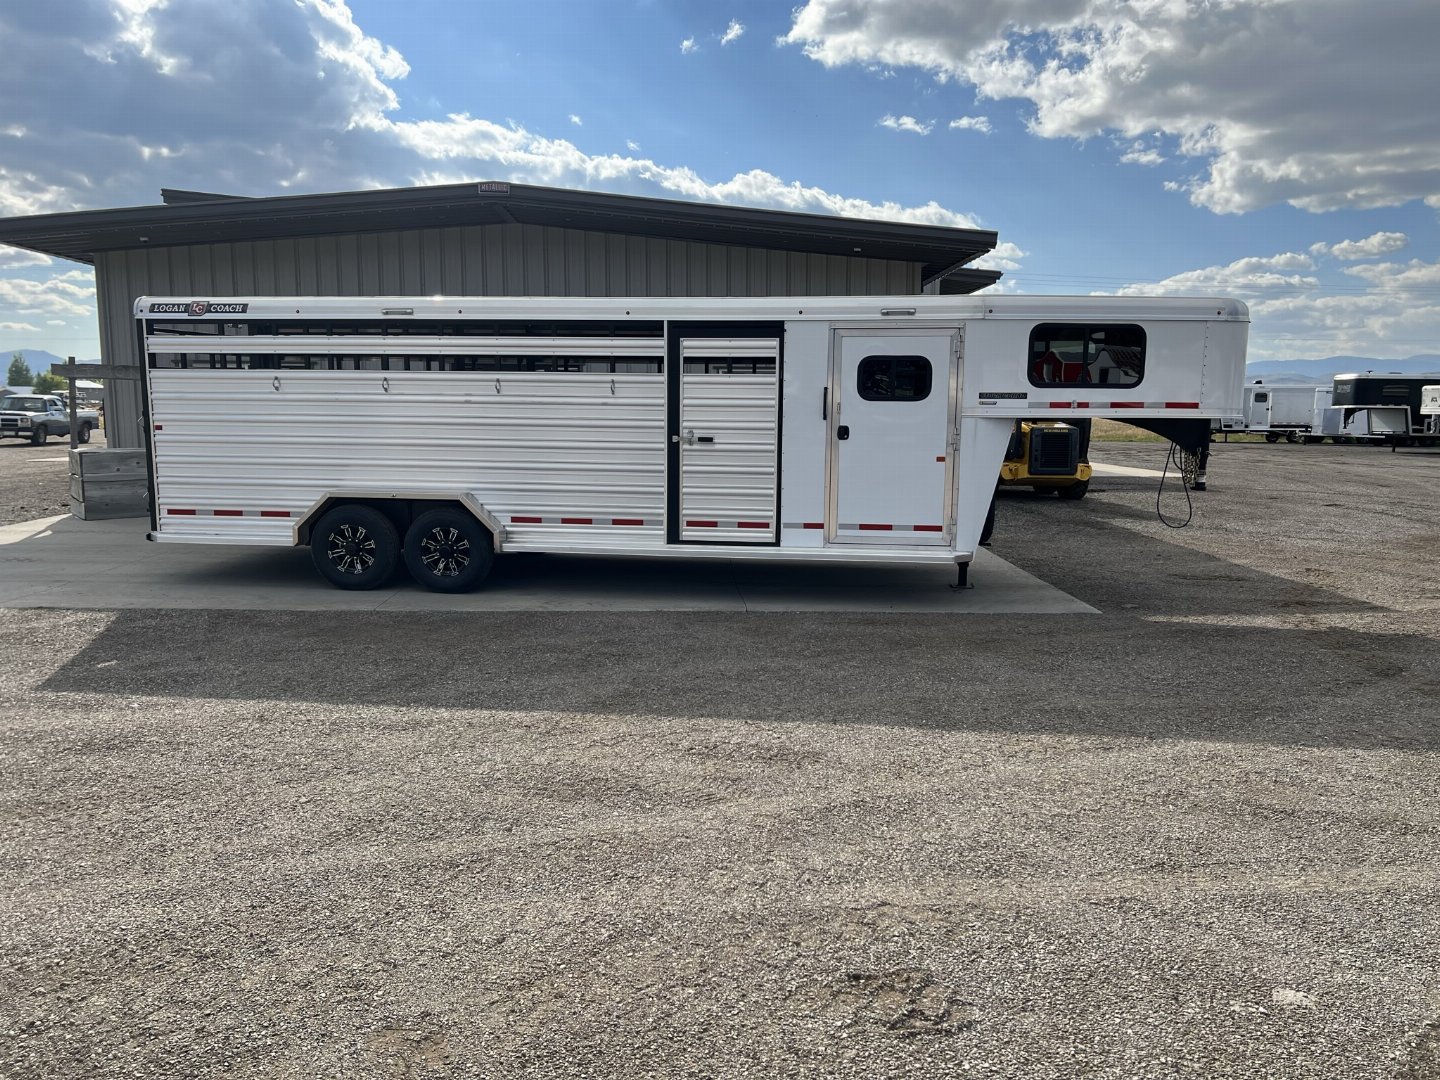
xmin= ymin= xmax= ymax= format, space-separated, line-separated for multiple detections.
xmin=679 ymin=373 xmax=779 ymax=542
xmin=149 ymin=370 xmax=665 ymax=549
xmin=97 ymin=226 xmax=919 ymax=446
xmin=678 ymin=337 xmax=780 ymax=544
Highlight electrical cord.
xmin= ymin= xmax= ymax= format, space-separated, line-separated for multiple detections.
xmin=1155 ymin=441 xmax=1195 ymax=529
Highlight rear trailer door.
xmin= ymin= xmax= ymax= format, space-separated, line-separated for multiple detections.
xmin=829 ymin=328 xmax=957 ymax=546
xmin=674 ymin=336 xmax=780 ymax=543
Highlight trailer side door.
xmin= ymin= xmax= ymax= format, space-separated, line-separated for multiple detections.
xmin=666 ymin=327 xmax=782 ymax=544
xmin=827 ymin=328 xmax=958 ymax=546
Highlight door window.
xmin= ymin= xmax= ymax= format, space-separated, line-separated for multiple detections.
xmin=858 ymin=355 xmax=932 ymax=402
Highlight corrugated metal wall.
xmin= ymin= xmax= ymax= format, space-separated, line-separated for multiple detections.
xmin=95 ymin=223 xmax=921 ymax=448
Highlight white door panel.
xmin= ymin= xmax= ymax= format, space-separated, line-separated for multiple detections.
xmin=830 ymin=330 xmax=957 ymax=545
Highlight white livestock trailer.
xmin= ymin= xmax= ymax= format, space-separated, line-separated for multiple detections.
xmin=136 ymin=294 xmax=1248 ymax=591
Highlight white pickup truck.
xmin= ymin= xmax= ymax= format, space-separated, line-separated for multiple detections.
xmin=0 ymin=393 xmax=99 ymax=444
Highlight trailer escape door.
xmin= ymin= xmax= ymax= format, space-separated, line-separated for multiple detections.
xmin=829 ymin=328 xmax=957 ymax=545
xmin=668 ymin=333 xmax=781 ymax=544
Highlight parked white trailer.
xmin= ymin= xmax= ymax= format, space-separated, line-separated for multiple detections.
xmin=1308 ymin=386 xmax=1335 ymax=442
xmin=1218 ymin=383 xmax=1326 ymax=441
xmin=1422 ymin=385 xmax=1440 ymax=436
xmin=1324 ymin=372 xmax=1440 ymax=446
xmin=136 ymin=294 xmax=1248 ymax=591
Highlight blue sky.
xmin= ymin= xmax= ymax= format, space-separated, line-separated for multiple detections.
xmin=1 ymin=0 xmax=1437 ymax=363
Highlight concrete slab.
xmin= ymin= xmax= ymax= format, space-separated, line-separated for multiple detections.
xmin=1091 ymin=462 xmax=1167 ymax=478
xmin=0 ymin=514 xmax=1096 ymax=614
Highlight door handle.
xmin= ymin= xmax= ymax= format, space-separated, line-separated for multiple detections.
xmin=837 ymin=425 xmax=850 ymax=440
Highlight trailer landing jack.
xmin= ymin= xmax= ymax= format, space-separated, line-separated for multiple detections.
xmin=950 ymin=561 xmax=972 ymax=590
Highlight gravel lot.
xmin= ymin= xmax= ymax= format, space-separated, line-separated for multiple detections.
xmin=2 ymin=437 xmax=1438 ymax=1079
xmin=0 ymin=429 xmax=108 ymax=526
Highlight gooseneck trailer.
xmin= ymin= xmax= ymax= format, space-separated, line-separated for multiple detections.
xmin=136 ymin=294 xmax=1248 ymax=591
xmin=1324 ymin=373 xmax=1440 ymax=445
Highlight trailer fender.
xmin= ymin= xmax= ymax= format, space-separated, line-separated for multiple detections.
xmin=292 ymin=492 xmax=507 ymax=552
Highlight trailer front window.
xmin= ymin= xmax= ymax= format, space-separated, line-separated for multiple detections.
xmin=1028 ymin=324 xmax=1145 ymax=389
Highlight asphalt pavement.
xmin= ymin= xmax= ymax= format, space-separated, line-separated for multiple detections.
xmin=2 ymin=438 xmax=1438 ymax=1080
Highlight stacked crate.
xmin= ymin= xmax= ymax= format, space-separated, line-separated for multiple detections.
xmin=70 ymin=448 xmax=147 ymax=520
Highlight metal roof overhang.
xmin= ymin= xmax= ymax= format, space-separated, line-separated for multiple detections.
xmin=0 ymin=181 xmax=1000 ymax=291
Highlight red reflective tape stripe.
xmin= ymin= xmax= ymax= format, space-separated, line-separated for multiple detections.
xmin=560 ymin=517 xmax=593 ymax=525
xmin=511 ymin=516 xmax=542 ymax=524
xmin=1048 ymin=401 xmax=1074 ymax=408
xmin=914 ymin=524 xmax=944 ymax=532
xmin=212 ymin=509 xmax=243 ymax=517
xmin=260 ymin=510 xmax=291 ymax=518
xmin=686 ymin=520 xmax=718 ymax=528
xmin=737 ymin=521 xmax=770 ymax=529
xmin=1112 ymin=401 xmax=1144 ymax=408
xmin=1166 ymin=401 xmax=1201 ymax=409
xmin=803 ymin=522 xmax=824 ymax=530
xmin=858 ymin=523 xmax=893 ymax=531
xmin=611 ymin=518 xmax=645 ymax=526
xmin=153 ymin=425 xmax=164 ymax=431
xmin=935 ymin=455 xmax=946 ymax=462
xmin=165 ymin=508 xmax=195 ymax=516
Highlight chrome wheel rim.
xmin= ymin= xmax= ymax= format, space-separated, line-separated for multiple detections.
xmin=325 ymin=523 xmax=377 ymax=575
xmin=418 ymin=526 xmax=470 ymax=578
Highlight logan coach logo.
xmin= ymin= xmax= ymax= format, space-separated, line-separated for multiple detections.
xmin=146 ymin=301 xmax=250 ymax=316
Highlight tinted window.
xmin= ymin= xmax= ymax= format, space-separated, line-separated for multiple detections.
xmin=859 ymin=355 xmax=932 ymax=402
xmin=1253 ymin=391 xmax=1269 ymax=402
xmin=1028 ymin=324 xmax=1145 ymax=388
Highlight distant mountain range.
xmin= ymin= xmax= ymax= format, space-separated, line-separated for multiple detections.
xmin=1247 ymin=354 xmax=1440 ymax=384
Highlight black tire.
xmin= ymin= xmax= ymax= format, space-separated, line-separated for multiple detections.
xmin=1057 ymin=479 xmax=1089 ymax=500
xmin=30 ymin=426 xmax=47 ymax=446
xmin=77 ymin=422 xmax=92 ymax=444
xmin=310 ymin=504 xmax=400 ymax=590
xmin=1264 ymin=432 xmax=1281 ymax=443
xmin=403 ymin=508 xmax=495 ymax=593
xmin=1285 ymin=431 xmax=1299 ymax=443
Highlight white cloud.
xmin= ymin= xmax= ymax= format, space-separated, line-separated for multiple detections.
xmin=1341 ymin=258 xmax=1440 ymax=289
xmin=949 ymin=116 xmax=992 ymax=135
xmin=879 ymin=114 xmax=933 ymax=136
xmin=569 ymin=114 xmax=582 ymax=126
xmin=0 ymin=245 xmax=53 ymax=270
xmin=0 ymin=270 xmax=96 ymax=317
xmin=0 ymin=0 xmax=1008 ymax=356
xmin=1119 ymin=140 xmax=1164 ymax=166
xmin=681 ymin=37 xmax=697 ymax=54
xmin=1106 ymin=253 xmax=1320 ymax=298
xmin=721 ymin=20 xmax=745 ymax=46
xmin=1323 ymin=232 xmax=1409 ymax=260
xmin=973 ymin=240 xmax=1025 ymax=274
xmin=0 ymin=321 xmax=40 ymax=332
xmin=783 ymin=0 xmax=1440 ymax=215
xmin=0 ymin=2 xmax=990 ymax=231
xmin=626 ymin=140 xmax=641 ymax=152
xmin=1095 ymin=250 xmax=1440 ymax=360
